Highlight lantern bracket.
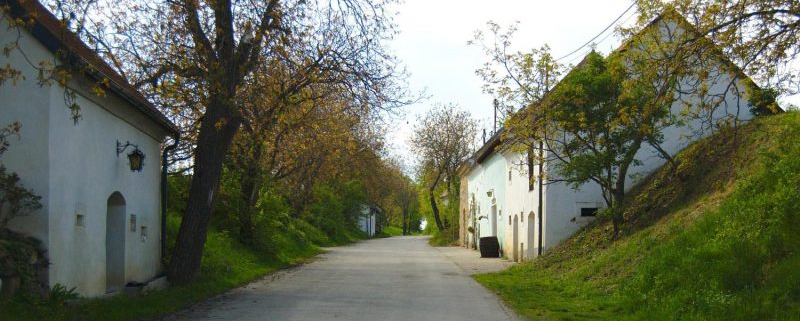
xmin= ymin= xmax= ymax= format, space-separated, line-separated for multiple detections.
xmin=116 ymin=140 xmax=140 ymax=155
xmin=116 ymin=140 xmax=146 ymax=172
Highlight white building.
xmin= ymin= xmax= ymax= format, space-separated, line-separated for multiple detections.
xmin=459 ymin=11 xmax=767 ymax=261
xmin=358 ymin=205 xmax=381 ymax=237
xmin=0 ymin=0 xmax=178 ymax=296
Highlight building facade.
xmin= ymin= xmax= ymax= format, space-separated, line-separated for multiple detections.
xmin=459 ymin=11 xmax=762 ymax=261
xmin=1 ymin=0 xmax=178 ymax=296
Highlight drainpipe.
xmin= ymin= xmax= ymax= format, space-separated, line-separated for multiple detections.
xmin=161 ymin=134 xmax=180 ymax=262
xmin=537 ymin=140 xmax=544 ymax=256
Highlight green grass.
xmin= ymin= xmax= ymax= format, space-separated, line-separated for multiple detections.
xmin=380 ymin=225 xmax=404 ymax=237
xmin=428 ymin=229 xmax=459 ymax=246
xmin=0 ymin=213 xmax=363 ymax=321
xmin=476 ymin=112 xmax=800 ymax=320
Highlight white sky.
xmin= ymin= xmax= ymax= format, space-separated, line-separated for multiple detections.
xmin=385 ymin=0 xmax=638 ymax=168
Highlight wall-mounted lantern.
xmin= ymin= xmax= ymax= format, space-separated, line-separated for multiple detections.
xmin=117 ymin=140 xmax=145 ymax=172
xmin=486 ymin=189 xmax=494 ymax=198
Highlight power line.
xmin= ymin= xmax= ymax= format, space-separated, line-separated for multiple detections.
xmin=555 ymin=1 xmax=638 ymax=61
xmin=590 ymin=9 xmax=638 ymax=52
xmin=564 ymin=48 xmax=593 ymax=65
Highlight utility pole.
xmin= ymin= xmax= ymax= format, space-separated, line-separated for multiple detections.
xmin=493 ymin=98 xmax=498 ymax=134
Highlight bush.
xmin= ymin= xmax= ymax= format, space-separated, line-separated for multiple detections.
xmin=305 ymin=181 xmax=366 ymax=244
xmin=0 ymin=164 xmax=45 ymax=299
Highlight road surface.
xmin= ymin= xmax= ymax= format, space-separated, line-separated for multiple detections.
xmin=168 ymin=235 xmax=521 ymax=321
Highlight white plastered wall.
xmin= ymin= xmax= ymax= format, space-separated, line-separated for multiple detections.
xmin=1 ymin=15 xmax=167 ymax=296
xmin=465 ymin=152 xmax=508 ymax=254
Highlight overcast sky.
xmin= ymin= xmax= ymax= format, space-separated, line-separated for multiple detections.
xmin=385 ymin=0 xmax=638 ymax=170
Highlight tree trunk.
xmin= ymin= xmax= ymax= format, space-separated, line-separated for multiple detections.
xmin=167 ymin=99 xmax=242 ymax=284
xmin=609 ymin=136 xmax=642 ymax=239
xmin=610 ymin=188 xmax=625 ymax=239
xmin=401 ymin=207 xmax=408 ymax=235
xmin=429 ymin=189 xmax=444 ymax=232
xmin=428 ymin=171 xmax=445 ymax=231
xmin=610 ymin=165 xmax=630 ymax=239
xmin=237 ymin=170 xmax=256 ymax=245
xmin=238 ymin=143 xmax=263 ymax=245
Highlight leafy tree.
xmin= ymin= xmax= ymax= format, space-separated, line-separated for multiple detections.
xmin=0 ymin=123 xmax=45 ymax=299
xmin=475 ymin=10 xmax=777 ymax=237
xmin=503 ymin=48 xmax=690 ymax=237
xmin=50 ymin=0 xmax=408 ymax=283
xmin=410 ymin=104 xmax=477 ymax=232
xmin=394 ymin=175 xmax=418 ymax=235
xmin=470 ymin=22 xmax=562 ymax=120
xmin=635 ymin=0 xmax=799 ymax=104
xmin=539 ymin=52 xmax=654 ymax=236
xmin=0 ymin=123 xmax=40 ymax=230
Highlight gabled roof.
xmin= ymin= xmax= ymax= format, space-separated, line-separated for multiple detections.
xmin=455 ymin=127 xmax=504 ymax=177
xmin=458 ymin=9 xmax=778 ymax=178
xmin=2 ymin=0 xmax=179 ymax=135
xmin=474 ymin=127 xmax=504 ymax=164
xmin=612 ymin=8 xmax=780 ymax=114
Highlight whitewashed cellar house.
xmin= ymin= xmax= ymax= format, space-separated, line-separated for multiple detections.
xmin=459 ymin=11 xmax=767 ymax=261
xmin=358 ymin=205 xmax=381 ymax=237
xmin=0 ymin=0 xmax=179 ymax=296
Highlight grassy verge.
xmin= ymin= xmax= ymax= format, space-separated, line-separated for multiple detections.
xmin=475 ymin=112 xmax=800 ymax=320
xmin=376 ymin=225 xmax=404 ymax=237
xmin=428 ymin=228 xmax=459 ymax=246
xmin=1 ymin=214 xmax=363 ymax=321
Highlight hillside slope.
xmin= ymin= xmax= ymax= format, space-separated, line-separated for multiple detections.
xmin=475 ymin=111 xmax=800 ymax=320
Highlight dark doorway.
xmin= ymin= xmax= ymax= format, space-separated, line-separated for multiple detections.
xmin=106 ymin=192 xmax=126 ymax=292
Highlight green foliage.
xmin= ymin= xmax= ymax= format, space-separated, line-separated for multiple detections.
xmin=166 ymin=175 xmax=191 ymax=214
xmin=745 ymin=82 xmax=781 ymax=115
xmin=0 ymin=156 xmax=45 ymax=299
xmin=428 ymin=232 xmax=458 ymax=246
xmin=1 ymin=211 xmax=324 ymax=321
xmin=0 ymin=169 xmax=377 ymax=320
xmin=0 ymin=229 xmax=48 ymax=299
xmin=46 ymin=284 xmax=78 ymax=306
xmin=0 ymin=165 xmax=42 ymax=228
xmin=620 ymin=113 xmax=800 ymax=320
xmin=549 ymin=52 xmax=627 ymax=191
xmin=476 ymin=112 xmax=800 ymax=320
xmin=305 ymin=180 xmax=366 ymax=244
xmin=380 ymin=225 xmax=403 ymax=237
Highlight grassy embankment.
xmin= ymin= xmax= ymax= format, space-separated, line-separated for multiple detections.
xmin=379 ymin=225 xmax=404 ymax=237
xmin=2 ymin=212 xmax=366 ymax=321
xmin=374 ymin=225 xmax=425 ymax=237
xmin=476 ymin=111 xmax=800 ymax=320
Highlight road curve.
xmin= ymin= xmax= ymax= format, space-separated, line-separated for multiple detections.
xmin=168 ymin=236 xmax=521 ymax=321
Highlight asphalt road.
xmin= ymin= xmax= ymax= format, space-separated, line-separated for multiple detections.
xmin=168 ymin=235 xmax=521 ymax=321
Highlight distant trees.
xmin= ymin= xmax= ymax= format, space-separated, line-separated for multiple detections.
xmin=395 ymin=177 xmax=418 ymax=235
xmin=376 ymin=162 xmax=419 ymax=235
xmin=410 ymin=104 xmax=477 ymax=232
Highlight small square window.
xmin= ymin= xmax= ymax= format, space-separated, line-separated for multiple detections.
xmin=76 ymin=214 xmax=85 ymax=227
xmin=130 ymin=214 xmax=137 ymax=232
xmin=581 ymin=208 xmax=599 ymax=217
xmin=141 ymin=226 xmax=148 ymax=242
